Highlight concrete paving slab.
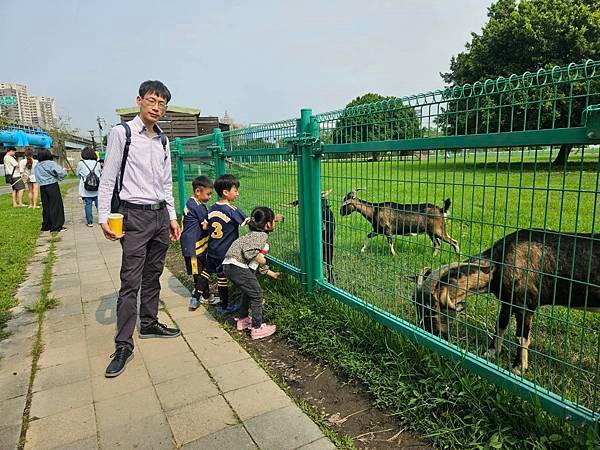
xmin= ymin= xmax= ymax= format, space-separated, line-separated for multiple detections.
xmin=29 ymin=379 xmax=93 ymax=419
xmin=189 ymin=337 xmax=251 ymax=369
xmin=225 ymin=380 xmax=292 ymax=421
xmin=244 ymin=404 xmax=324 ymax=450
xmin=51 ymin=435 xmax=99 ymax=450
xmin=98 ymin=413 xmax=174 ymax=450
xmin=144 ymin=349 xmax=205 ymax=385
xmin=37 ymin=341 xmax=87 ymax=369
xmin=297 ymin=437 xmax=338 ymax=450
xmin=85 ymin=333 xmax=118 ymax=357
xmin=136 ymin=337 xmax=190 ymax=362
xmin=0 ymin=424 xmax=21 ymax=450
xmin=155 ymin=371 xmax=219 ymax=411
xmin=166 ymin=395 xmax=238 ymax=446
xmin=94 ymin=386 xmax=162 ymax=432
xmin=0 ymin=354 xmax=32 ymax=380
xmin=43 ymin=314 xmax=84 ymax=333
xmin=0 ymin=371 xmax=30 ymax=401
xmin=24 ymin=403 xmax=96 ymax=450
xmin=43 ymin=325 xmax=85 ymax=348
xmin=209 ymin=357 xmax=270 ymax=393
xmin=91 ymin=362 xmax=152 ymax=402
xmin=0 ymin=394 xmax=26 ymax=427
xmin=182 ymin=423 xmax=258 ymax=450
xmin=33 ymin=358 xmax=90 ymax=392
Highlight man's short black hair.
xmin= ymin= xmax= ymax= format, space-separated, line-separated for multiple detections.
xmin=214 ymin=174 xmax=240 ymax=197
xmin=5 ymin=146 xmax=16 ymax=152
xmin=192 ymin=175 xmax=213 ymax=191
xmin=139 ymin=80 xmax=171 ymax=103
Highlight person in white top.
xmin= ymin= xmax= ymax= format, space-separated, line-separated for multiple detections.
xmin=76 ymin=147 xmax=102 ymax=226
xmin=19 ymin=148 xmax=39 ymax=208
xmin=3 ymin=147 xmax=25 ymax=207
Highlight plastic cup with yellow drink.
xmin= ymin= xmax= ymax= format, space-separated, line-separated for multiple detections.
xmin=107 ymin=213 xmax=124 ymax=238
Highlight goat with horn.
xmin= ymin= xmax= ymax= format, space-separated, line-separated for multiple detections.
xmin=412 ymin=229 xmax=600 ymax=374
xmin=340 ymin=188 xmax=460 ymax=256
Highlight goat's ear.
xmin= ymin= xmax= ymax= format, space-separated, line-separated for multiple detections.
xmin=321 ymin=189 xmax=332 ymax=198
xmin=409 ymin=267 xmax=431 ymax=288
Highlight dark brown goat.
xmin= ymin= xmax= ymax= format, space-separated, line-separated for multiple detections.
xmin=339 ymin=189 xmax=460 ymax=256
xmin=412 ymin=229 xmax=600 ymax=374
xmin=282 ymin=189 xmax=335 ymax=284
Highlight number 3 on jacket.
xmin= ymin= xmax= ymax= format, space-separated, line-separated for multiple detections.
xmin=211 ymin=222 xmax=223 ymax=239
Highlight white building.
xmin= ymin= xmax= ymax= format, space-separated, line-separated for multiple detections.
xmin=0 ymin=83 xmax=58 ymax=129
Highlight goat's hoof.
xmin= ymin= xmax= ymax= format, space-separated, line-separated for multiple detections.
xmin=511 ymin=366 xmax=526 ymax=376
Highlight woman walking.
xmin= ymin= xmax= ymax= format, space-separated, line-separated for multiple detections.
xmin=34 ymin=149 xmax=67 ymax=232
xmin=76 ymin=147 xmax=102 ymax=227
xmin=19 ymin=149 xmax=39 ymax=208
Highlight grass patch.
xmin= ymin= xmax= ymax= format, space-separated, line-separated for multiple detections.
xmin=18 ymin=233 xmax=60 ymax=450
xmin=0 ymin=193 xmax=43 ymax=338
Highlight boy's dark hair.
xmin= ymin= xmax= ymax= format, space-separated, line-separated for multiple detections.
xmin=37 ymin=149 xmax=54 ymax=162
xmin=81 ymin=146 xmax=97 ymax=161
xmin=5 ymin=146 xmax=16 ymax=152
xmin=139 ymin=80 xmax=171 ymax=103
xmin=214 ymin=174 xmax=240 ymax=197
xmin=248 ymin=206 xmax=275 ymax=232
xmin=192 ymin=175 xmax=213 ymax=191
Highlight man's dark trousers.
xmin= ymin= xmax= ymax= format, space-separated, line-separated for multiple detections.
xmin=115 ymin=206 xmax=170 ymax=350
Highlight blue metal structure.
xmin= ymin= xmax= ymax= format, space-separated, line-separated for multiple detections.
xmin=0 ymin=126 xmax=52 ymax=149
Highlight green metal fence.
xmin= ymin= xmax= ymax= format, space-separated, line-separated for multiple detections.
xmin=174 ymin=60 xmax=600 ymax=426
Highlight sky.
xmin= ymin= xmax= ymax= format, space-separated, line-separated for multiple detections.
xmin=1 ymin=0 xmax=493 ymax=136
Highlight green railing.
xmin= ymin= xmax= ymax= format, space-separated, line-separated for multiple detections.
xmin=173 ymin=60 xmax=600 ymax=426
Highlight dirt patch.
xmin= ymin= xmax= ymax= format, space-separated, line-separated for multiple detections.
xmin=165 ymin=248 xmax=431 ymax=449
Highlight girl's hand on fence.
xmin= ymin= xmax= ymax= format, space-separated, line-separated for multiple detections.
xmin=267 ymin=271 xmax=281 ymax=279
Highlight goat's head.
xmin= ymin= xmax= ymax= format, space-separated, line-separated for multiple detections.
xmin=410 ymin=259 xmax=494 ymax=337
xmin=281 ymin=189 xmax=332 ymax=211
xmin=339 ymin=188 xmax=363 ymax=216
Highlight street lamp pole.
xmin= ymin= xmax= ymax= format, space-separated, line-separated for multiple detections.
xmin=88 ymin=130 xmax=97 ymax=152
xmin=96 ymin=116 xmax=105 ymax=152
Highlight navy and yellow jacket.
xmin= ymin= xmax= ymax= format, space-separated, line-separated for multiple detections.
xmin=180 ymin=197 xmax=210 ymax=258
xmin=207 ymin=202 xmax=248 ymax=259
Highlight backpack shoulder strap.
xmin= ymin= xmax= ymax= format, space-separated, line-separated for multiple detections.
xmin=118 ymin=122 xmax=132 ymax=193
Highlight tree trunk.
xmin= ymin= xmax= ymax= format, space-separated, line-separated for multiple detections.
xmin=552 ymin=144 xmax=573 ymax=167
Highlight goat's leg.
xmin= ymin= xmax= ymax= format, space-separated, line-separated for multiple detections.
xmin=429 ymin=233 xmax=441 ymax=256
xmin=512 ymin=309 xmax=533 ymax=375
xmin=360 ymin=231 xmax=376 ymax=253
xmin=485 ymin=303 xmax=510 ymax=359
xmin=441 ymin=230 xmax=460 ymax=253
xmin=386 ymin=235 xmax=395 ymax=256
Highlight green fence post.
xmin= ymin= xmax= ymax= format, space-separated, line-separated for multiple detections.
xmin=213 ymin=128 xmax=226 ymax=177
xmin=174 ymin=137 xmax=186 ymax=217
xmin=296 ymin=109 xmax=323 ymax=293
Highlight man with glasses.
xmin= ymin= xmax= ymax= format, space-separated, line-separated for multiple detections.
xmin=98 ymin=80 xmax=182 ymax=377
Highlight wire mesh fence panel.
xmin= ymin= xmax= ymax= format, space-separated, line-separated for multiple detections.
xmin=221 ymin=120 xmax=301 ymax=272
xmin=170 ymin=60 xmax=600 ymax=425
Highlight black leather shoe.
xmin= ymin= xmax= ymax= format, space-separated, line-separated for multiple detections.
xmin=105 ymin=346 xmax=134 ymax=378
xmin=139 ymin=322 xmax=181 ymax=339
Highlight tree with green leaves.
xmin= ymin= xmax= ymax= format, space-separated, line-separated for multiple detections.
xmin=442 ymin=0 xmax=600 ymax=165
xmin=333 ymin=93 xmax=421 ymax=161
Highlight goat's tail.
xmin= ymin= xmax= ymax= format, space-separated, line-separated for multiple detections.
xmin=442 ymin=198 xmax=452 ymax=215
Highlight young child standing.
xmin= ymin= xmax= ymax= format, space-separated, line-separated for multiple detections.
xmin=223 ymin=206 xmax=280 ymax=339
xmin=206 ymin=174 xmax=248 ymax=314
xmin=180 ymin=176 xmax=219 ymax=310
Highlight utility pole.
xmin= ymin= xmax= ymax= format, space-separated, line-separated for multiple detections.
xmin=96 ymin=116 xmax=105 ymax=152
xmin=88 ymin=130 xmax=97 ymax=152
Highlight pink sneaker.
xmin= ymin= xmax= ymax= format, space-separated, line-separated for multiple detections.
xmin=250 ymin=323 xmax=276 ymax=340
xmin=236 ymin=316 xmax=252 ymax=331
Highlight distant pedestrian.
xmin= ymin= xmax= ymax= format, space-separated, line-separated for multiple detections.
xmin=19 ymin=148 xmax=39 ymax=208
xmin=223 ymin=206 xmax=281 ymax=340
xmin=34 ymin=149 xmax=67 ymax=232
xmin=76 ymin=146 xmax=102 ymax=227
xmin=3 ymin=146 xmax=26 ymax=207
xmin=98 ymin=80 xmax=181 ymax=378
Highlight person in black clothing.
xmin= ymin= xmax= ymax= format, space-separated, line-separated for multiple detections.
xmin=34 ymin=149 xmax=67 ymax=232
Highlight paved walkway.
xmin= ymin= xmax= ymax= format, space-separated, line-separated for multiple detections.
xmin=0 ymin=190 xmax=334 ymax=450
